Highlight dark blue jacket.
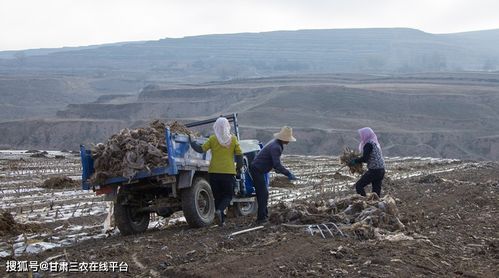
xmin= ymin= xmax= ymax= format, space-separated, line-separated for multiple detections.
xmin=251 ymin=139 xmax=290 ymax=176
xmin=355 ymin=142 xmax=385 ymax=170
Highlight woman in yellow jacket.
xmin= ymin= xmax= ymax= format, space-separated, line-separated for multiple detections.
xmin=189 ymin=117 xmax=243 ymax=226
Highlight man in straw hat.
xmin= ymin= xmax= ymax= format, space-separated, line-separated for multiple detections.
xmin=250 ymin=126 xmax=297 ymax=224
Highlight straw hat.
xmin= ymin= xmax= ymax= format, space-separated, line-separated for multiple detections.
xmin=274 ymin=126 xmax=296 ymax=142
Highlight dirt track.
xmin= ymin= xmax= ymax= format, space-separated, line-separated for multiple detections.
xmin=1 ymin=155 xmax=498 ymax=277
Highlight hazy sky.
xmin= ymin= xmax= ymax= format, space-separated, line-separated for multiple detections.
xmin=1 ymin=0 xmax=498 ymax=51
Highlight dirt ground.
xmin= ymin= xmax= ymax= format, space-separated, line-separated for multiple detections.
xmin=1 ymin=156 xmax=498 ymax=277
xmin=2 ymin=162 xmax=498 ymax=277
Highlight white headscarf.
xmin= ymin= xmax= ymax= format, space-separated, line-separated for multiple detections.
xmin=213 ymin=117 xmax=232 ymax=148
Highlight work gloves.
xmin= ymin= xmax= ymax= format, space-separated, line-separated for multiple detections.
xmin=188 ymin=134 xmax=204 ymax=153
xmin=287 ymin=172 xmax=297 ymax=181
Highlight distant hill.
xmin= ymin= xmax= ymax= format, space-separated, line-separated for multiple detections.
xmin=1 ymin=28 xmax=499 ymax=81
xmin=2 ymin=28 xmax=499 ymax=122
xmin=2 ymin=73 xmax=499 ymax=160
xmin=2 ymin=28 xmax=499 ymax=160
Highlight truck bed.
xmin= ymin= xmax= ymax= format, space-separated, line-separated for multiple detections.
xmin=80 ymin=130 xmax=210 ymax=190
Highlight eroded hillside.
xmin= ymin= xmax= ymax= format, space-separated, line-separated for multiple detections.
xmin=2 ymin=73 xmax=499 ymax=160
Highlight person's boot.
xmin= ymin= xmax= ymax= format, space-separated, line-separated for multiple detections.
xmin=214 ymin=210 xmax=224 ymax=227
xmin=255 ymin=218 xmax=269 ymax=226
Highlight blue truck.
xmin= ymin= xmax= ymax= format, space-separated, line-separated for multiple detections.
xmin=80 ymin=113 xmax=267 ymax=235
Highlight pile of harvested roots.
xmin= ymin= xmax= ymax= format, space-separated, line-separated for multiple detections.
xmin=339 ymin=147 xmax=364 ymax=174
xmin=90 ymin=120 xmax=193 ymax=183
xmin=270 ymin=193 xmax=405 ymax=240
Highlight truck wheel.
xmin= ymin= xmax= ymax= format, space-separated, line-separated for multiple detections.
xmin=231 ymin=201 xmax=257 ymax=217
xmin=181 ymin=177 xmax=215 ymax=228
xmin=114 ymin=202 xmax=150 ymax=235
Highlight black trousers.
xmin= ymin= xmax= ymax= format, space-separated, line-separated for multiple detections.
xmin=355 ymin=169 xmax=385 ymax=197
xmin=249 ymin=165 xmax=268 ymax=221
xmin=209 ymin=173 xmax=235 ymax=222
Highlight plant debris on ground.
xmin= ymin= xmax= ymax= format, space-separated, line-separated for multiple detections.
xmin=29 ymin=151 xmax=48 ymax=158
xmin=417 ymin=174 xmax=444 ymax=184
xmin=270 ymin=193 xmax=405 ymax=240
xmin=41 ymin=176 xmax=79 ymax=189
xmin=0 ymin=210 xmax=40 ymax=236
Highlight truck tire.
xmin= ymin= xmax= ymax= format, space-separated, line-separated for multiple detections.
xmin=181 ymin=177 xmax=215 ymax=228
xmin=114 ymin=201 xmax=150 ymax=235
xmin=231 ymin=201 xmax=257 ymax=217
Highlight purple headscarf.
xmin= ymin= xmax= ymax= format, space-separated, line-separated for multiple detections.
xmin=358 ymin=127 xmax=380 ymax=152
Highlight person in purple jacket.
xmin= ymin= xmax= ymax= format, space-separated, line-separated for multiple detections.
xmin=349 ymin=127 xmax=386 ymax=197
xmin=250 ymin=126 xmax=297 ymax=224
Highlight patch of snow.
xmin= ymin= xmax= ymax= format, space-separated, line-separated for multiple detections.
xmin=0 ymin=250 xmax=11 ymax=258
xmin=25 ymin=242 xmax=61 ymax=254
xmin=168 ymin=216 xmax=186 ymax=225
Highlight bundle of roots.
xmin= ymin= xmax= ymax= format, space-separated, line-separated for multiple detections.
xmin=339 ymin=147 xmax=364 ymax=175
xmin=90 ymin=120 xmax=193 ymax=184
xmin=269 ymin=176 xmax=295 ymax=188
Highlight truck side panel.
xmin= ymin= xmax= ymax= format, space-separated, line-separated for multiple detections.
xmin=80 ymin=145 xmax=94 ymax=190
